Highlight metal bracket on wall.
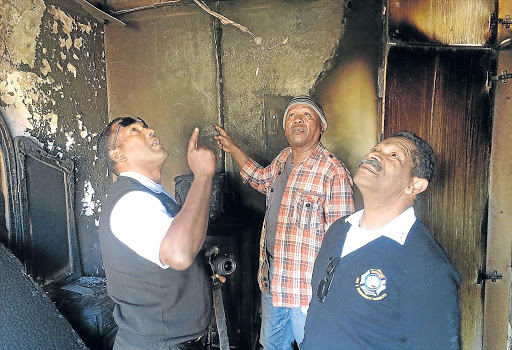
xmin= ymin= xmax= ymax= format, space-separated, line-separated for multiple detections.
xmin=477 ymin=269 xmax=503 ymax=284
xmin=487 ymin=70 xmax=512 ymax=90
xmin=489 ymin=13 xmax=512 ymax=29
xmin=265 ymin=108 xmax=280 ymax=136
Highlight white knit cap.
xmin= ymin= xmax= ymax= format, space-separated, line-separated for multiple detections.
xmin=283 ymin=96 xmax=327 ymax=130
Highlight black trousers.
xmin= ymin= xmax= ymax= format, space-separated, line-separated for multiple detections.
xmin=168 ymin=338 xmax=204 ymax=350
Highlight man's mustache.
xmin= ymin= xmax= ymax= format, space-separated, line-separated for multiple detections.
xmin=358 ymin=158 xmax=382 ymax=172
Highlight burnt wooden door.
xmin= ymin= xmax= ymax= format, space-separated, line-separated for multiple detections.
xmin=383 ymin=45 xmax=494 ymax=349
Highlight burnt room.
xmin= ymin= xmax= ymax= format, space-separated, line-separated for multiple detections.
xmin=0 ymin=0 xmax=511 ymax=349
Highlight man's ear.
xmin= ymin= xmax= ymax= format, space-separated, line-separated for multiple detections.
xmin=405 ymin=177 xmax=429 ymax=196
xmin=109 ymin=149 xmax=126 ymax=163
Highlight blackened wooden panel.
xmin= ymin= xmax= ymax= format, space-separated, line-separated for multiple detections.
xmin=384 ymin=46 xmax=437 ymax=136
xmin=384 ymin=45 xmax=494 ymax=349
xmin=388 ymin=0 xmax=494 ymax=46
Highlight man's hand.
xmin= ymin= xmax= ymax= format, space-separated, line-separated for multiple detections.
xmin=188 ymin=127 xmax=215 ymax=178
xmin=214 ymin=125 xmax=248 ymax=168
xmin=214 ymin=125 xmax=238 ymax=154
xmin=160 ymin=128 xmax=214 ymax=270
xmin=214 ymin=274 xmax=226 ymax=283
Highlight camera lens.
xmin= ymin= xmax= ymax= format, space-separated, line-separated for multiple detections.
xmin=212 ymin=255 xmax=236 ymax=276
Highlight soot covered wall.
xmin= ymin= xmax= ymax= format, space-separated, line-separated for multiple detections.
xmin=0 ymin=0 xmax=109 ymax=275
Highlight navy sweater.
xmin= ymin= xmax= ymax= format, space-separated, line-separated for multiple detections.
xmin=301 ymin=217 xmax=461 ymax=350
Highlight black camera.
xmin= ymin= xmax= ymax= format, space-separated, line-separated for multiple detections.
xmin=204 ymin=245 xmax=236 ymax=276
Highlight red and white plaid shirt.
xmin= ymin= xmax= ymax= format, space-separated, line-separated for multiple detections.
xmin=241 ymin=142 xmax=354 ymax=307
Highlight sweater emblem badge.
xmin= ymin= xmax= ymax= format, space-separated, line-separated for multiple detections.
xmin=355 ymin=269 xmax=387 ymax=300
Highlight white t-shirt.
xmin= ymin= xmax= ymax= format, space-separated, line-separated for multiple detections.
xmin=110 ymin=172 xmax=175 ymax=268
xmin=341 ymin=207 xmax=417 ymax=258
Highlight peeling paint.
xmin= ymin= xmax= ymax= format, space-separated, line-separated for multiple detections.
xmin=58 ymin=37 xmax=67 ymax=48
xmin=47 ymin=5 xmax=73 ymax=36
xmin=0 ymin=0 xmax=46 ymax=68
xmin=40 ymin=58 xmax=51 ymax=76
xmin=1 ymin=105 xmax=33 ymax=137
xmin=0 ymin=68 xmax=59 ymax=135
xmin=67 ymin=63 xmax=77 ymax=78
xmin=1 ymin=0 xmax=108 ymax=276
xmin=44 ymin=112 xmax=58 ymax=133
xmin=1 ymin=92 xmax=15 ymax=105
xmin=65 ymin=131 xmax=75 ymax=151
xmin=52 ymin=83 xmax=63 ymax=92
xmin=51 ymin=20 xmax=58 ymax=34
xmin=81 ymin=180 xmax=96 ymax=217
xmin=65 ymin=37 xmax=72 ymax=50
xmin=77 ymin=22 xmax=92 ymax=34
xmin=77 ymin=117 xmax=89 ymax=139
xmin=74 ymin=37 xmax=83 ymax=49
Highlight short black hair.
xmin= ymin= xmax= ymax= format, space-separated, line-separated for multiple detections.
xmin=389 ymin=130 xmax=436 ymax=182
xmin=96 ymin=117 xmax=124 ymax=175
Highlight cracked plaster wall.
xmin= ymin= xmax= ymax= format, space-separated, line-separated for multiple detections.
xmin=0 ymin=0 xmax=108 ymax=275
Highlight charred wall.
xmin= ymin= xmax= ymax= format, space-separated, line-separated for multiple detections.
xmin=0 ymin=0 xmax=108 ymax=275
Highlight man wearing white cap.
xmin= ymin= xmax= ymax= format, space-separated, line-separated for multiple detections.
xmin=215 ymin=96 xmax=354 ymax=349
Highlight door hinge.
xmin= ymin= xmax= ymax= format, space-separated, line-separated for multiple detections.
xmin=477 ymin=269 xmax=503 ymax=284
xmin=487 ymin=70 xmax=512 ymax=89
xmin=489 ymin=13 xmax=512 ymax=29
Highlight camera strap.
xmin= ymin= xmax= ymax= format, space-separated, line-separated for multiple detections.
xmin=212 ymin=277 xmax=230 ymax=350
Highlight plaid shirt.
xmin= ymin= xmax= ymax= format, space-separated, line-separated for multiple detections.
xmin=241 ymin=142 xmax=354 ymax=307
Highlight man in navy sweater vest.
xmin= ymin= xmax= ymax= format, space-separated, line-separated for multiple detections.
xmin=301 ymin=131 xmax=461 ymax=349
xmin=97 ymin=117 xmax=215 ymax=350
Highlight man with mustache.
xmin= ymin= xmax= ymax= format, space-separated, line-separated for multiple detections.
xmin=300 ymin=131 xmax=461 ymax=349
xmin=96 ymin=117 xmax=215 ymax=350
xmin=215 ymin=96 xmax=354 ymax=349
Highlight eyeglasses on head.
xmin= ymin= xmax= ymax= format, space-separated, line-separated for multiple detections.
xmin=112 ymin=116 xmax=148 ymax=150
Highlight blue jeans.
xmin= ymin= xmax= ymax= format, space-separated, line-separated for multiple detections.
xmin=259 ymin=256 xmax=307 ymax=350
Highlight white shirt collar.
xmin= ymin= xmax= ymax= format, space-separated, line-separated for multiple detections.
xmin=345 ymin=207 xmax=417 ymax=245
xmin=119 ymin=172 xmax=168 ymax=195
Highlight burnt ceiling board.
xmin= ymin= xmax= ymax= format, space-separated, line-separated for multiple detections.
xmin=74 ymin=0 xmax=126 ymax=25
